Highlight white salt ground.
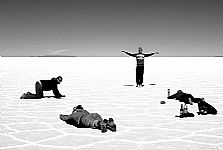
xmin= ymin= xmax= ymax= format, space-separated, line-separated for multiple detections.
xmin=1 ymin=57 xmax=223 ymax=150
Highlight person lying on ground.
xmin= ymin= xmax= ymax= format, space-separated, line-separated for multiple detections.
xmin=60 ymin=105 xmax=117 ymax=133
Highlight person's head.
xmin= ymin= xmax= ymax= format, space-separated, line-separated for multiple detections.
xmin=76 ymin=105 xmax=83 ymax=109
xmin=177 ymin=90 xmax=183 ymax=93
xmin=138 ymin=47 xmax=143 ymax=53
xmin=56 ymin=76 xmax=63 ymax=84
xmin=72 ymin=105 xmax=83 ymax=113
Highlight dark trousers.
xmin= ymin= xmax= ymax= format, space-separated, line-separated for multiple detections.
xmin=35 ymin=81 xmax=43 ymax=98
xmin=136 ymin=65 xmax=144 ymax=85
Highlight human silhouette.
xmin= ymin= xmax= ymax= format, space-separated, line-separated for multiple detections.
xmin=20 ymin=76 xmax=65 ymax=99
xmin=168 ymin=90 xmax=217 ymax=115
xmin=122 ymin=47 xmax=159 ymax=87
xmin=60 ymin=105 xmax=117 ymax=133
xmin=167 ymin=90 xmax=194 ymax=105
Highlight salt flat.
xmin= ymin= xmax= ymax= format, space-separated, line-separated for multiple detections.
xmin=1 ymin=57 xmax=223 ymax=150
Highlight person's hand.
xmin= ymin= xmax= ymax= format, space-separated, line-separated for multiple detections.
xmin=155 ymin=52 xmax=159 ymax=54
xmin=55 ymin=95 xmax=65 ymax=99
xmin=121 ymin=50 xmax=126 ymax=53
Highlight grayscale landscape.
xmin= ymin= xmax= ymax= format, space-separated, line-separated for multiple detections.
xmin=1 ymin=57 xmax=223 ymax=150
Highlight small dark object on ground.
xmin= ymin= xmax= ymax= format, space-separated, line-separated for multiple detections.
xmin=160 ymin=101 xmax=166 ymax=104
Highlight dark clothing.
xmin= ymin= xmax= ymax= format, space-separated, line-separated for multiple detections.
xmin=20 ymin=82 xmax=43 ymax=99
xmin=60 ymin=105 xmax=117 ymax=133
xmin=136 ymin=53 xmax=145 ymax=66
xmin=195 ymin=98 xmax=217 ymax=115
xmin=168 ymin=92 xmax=195 ymax=104
xmin=20 ymin=77 xmax=63 ymax=99
xmin=40 ymin=78 xmax=62 ymax=98
xmin=60 ymin=109 xmax=103 ymax=128
xmin=168 ymin=91 xmax=217 ymax=115
xmin=35 ymin=81 xmax=43 ymax=98
xmin=136 ymin=66 xmax=144 ymax=85
xmin=40 ymin=78 xmax=58 ymax=91
xmin=124 ymin=52 xmax=156 ymax=66
xmin=124 ymin=51 xmax=156 ymax=85
xmin=20 ymin=92 xmax=39 ymax=99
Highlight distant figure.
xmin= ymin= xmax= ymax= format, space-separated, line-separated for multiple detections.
xmin=20 ymin=76 xmax=65 ymax=99
xmin=168 ymin=90 xmax=217 ymax=115
xmin=60 ymin=105 xmax=117 ymax=133
xmin=122 ymin=47 xmax=159 ymax=87
xmin=194 ymin=98 xmax=217 ymax=115
xmin=167 ymin=90 xmax=194 ymax=105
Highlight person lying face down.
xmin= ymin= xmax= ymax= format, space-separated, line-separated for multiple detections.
xmin=60 ymin=105 xmax=116 ymax=133
xmin=168 ymin=90 xmax=217 ymax=115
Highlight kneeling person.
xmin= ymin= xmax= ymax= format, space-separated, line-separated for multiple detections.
xmin=168 ymin=90 xmax=217 ymax=115
xmin=20 ymin=76 xmax=65 ymax=99
xmin=36 ymin=76 xmax=65 ymax=98
xmin=194 ymin=98 xmax=217 ymax=115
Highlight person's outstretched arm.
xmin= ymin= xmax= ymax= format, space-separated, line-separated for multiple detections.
xmin=53 ymin=87 xmax=65 ymax=98
xmin=121 ymin=50 xmax=137 ymax=57
xmin=144 ymin=52 xmax=159 ymax=57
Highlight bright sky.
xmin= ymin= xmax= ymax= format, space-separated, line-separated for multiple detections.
xmin=1 ymin=0 xmax=223 ymax=56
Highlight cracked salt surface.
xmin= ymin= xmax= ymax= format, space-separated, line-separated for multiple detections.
xmin=1 ymin=57 xmax=223 ymax=150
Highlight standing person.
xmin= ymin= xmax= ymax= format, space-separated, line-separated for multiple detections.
xmin=122 ymin=47 xmax=159 ymax=87
xmin=20 ymin=76 xmax=65 ymax=99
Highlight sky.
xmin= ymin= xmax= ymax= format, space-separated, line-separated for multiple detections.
xmin=1 ymin=0 xmax=223 ymax=57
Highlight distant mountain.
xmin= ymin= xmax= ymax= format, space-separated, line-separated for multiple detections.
xmin=1 ymin=55 xmax=77 ymax=57
xmin=37 ymin=55 xmax=77 ymax=57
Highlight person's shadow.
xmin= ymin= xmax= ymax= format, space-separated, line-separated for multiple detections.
xmin=123 ymin=84 xmax=134 ymax=86
xmin=44 ymin=96 xmax=56 ymax=98
xmin=149 ymin=84 xmax=156 ymax=85
xmin=123 ymin=84 xmax=156 ymax=86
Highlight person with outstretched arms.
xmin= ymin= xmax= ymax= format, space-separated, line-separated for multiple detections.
xmin=122 ymin=47 xmax=159 ymax=87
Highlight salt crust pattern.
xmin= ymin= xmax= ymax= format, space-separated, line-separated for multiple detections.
xmin=1 ymin=57 xmax=223 ymax=150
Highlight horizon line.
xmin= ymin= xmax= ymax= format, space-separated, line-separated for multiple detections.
xmin=1 ymin=55 xmax=223 ymax=57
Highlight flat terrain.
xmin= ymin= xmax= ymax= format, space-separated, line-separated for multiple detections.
xmin=1 ymin=57 xmax=223 ymax=150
